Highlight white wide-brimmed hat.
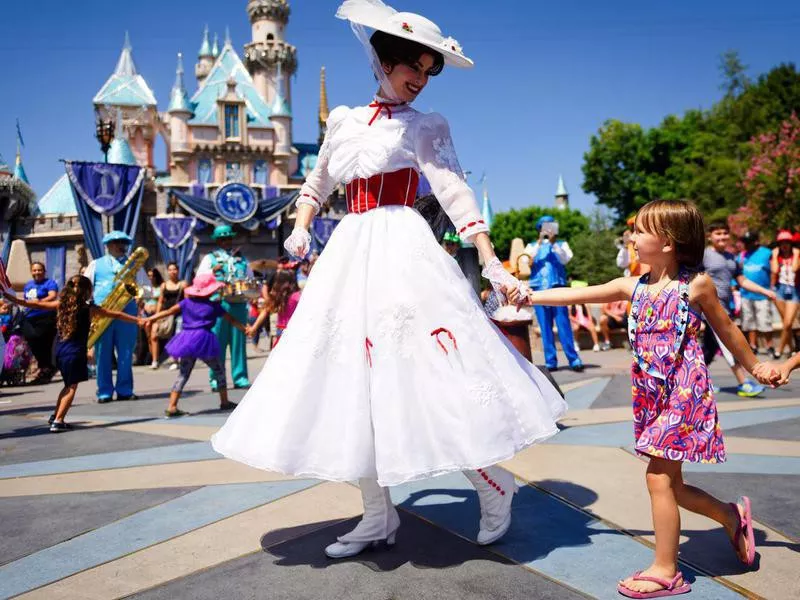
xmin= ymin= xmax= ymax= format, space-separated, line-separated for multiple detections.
xmin=336 ymin=0 xmax=474 ymax=68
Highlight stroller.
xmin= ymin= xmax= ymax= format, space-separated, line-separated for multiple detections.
xmin=0 ymin=305 xmax=33 ymax=387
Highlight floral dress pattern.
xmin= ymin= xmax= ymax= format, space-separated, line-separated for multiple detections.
xmin=630 ymin=278 xmax=726 ymax=463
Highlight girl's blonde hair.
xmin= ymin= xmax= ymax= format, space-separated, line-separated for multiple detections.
xmin=57 ymin=275 xmax=93 ymax=341
xmin=635 ymin=200 xmax=706 ymax=269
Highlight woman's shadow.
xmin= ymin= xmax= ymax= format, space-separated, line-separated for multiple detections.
xmin=262 ymin=478 xmax=604 ymax=571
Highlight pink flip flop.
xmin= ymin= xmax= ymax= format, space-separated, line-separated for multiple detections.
xmin=729 ymin=496 xmax=756 ymax=566
xmin=617 ymin=571 xmax=691 ymax=598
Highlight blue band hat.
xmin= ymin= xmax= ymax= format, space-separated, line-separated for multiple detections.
xmin=535 ymin=215 xmax=555 ymax=231
xmin=211 ymin=224 xmax=237 ymax=240
xmin=102 ymin=231 xmax=133 ymax=245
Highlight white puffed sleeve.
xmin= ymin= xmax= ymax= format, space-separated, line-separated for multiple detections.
xmin=296 ymin=106 xmax=349 ymax=214
xmin=413 ymin=113 xmax=488 ymax=242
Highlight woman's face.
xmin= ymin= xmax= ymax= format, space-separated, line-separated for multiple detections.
xmin=384 ymin=53 xmax=435 ymax=103
xmin=31 ymin=263 xmax=45 ymax=283
xmin=148 ymin=270 xmax=156 ymax=283
xmin=167 ymin=264 xmax=179 ymax=280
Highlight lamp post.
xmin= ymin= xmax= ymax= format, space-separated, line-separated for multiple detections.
xmin=95 ymin=112 xmax=115 ymax=162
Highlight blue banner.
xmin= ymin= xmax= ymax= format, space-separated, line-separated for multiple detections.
xmin=65 ymin=161 xmax=145 ymax=215
xmin=311 ymin=217 xmax=340 ymax=254
xmin=169 ymin=189 xmax=298 ymax=227
xmin=150 ymin=216 xmax=198 ymax=280
xmin=64 ymin=161 xmax=146 ymax=259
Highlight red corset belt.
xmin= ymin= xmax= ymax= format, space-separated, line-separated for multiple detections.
xmin=345 ymin=168 xmax=420 ymax=214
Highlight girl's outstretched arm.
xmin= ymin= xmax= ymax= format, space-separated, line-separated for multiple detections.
xmin=509 ymin=277 xmax=636 ymax=307
xmin=246 ymin=308 xmax=269 ymax=338
xmin=146 ymin=303 xmax=181 ymax=323
xmin=92 ymin=305 xmax=146 ymax=327
xmin=694 ymin=274 xmax=779 ymax=382
xmin=2 ymin=291 xmax=58 ymax=311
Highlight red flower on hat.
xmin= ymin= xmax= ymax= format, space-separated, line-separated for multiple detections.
xmin=401 ymin=22 xmax=413 ymax=33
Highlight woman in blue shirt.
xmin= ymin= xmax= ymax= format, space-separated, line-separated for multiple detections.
xmin=21 ymin=262 xmax=59 ymax=383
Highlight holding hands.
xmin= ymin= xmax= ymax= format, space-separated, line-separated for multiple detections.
xmin=751 ymin=361 xmax=784 ymax=387
xmin=481 ymin=258 xmax=523 ymax=306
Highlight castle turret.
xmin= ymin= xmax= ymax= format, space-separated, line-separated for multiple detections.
xmin=168 ymin=53 xmax=193 ymax=184
xmin=318 ymin=66 xmax=329 ymax=147
xmin=244 ymin=0 xmax=297 ymax=108
xmin=269 ymin=62 xmax=293 ymax=183
xmin=93 ymin=33 xmax=158 ymax=168
xmin=195 ymin=25 xmax=214 ymax=84
xmin=555 ymin=174 xmax=569 ymax=210
xmin=212 ymin=33 xmax=220 ymax=58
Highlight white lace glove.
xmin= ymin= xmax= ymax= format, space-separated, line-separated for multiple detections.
xmin=284 ymin=227 xmax=311 ymax=259
xmin=481 ymin=257 xmax=522 ymax=305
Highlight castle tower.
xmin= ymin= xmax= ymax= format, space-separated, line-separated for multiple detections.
xmin=269 ymin=63 xmax=293 ymax=183
xmin=195 ymin=25 xmax=214 ymax=84
xmin=318 ymin=66 xmax=329 ymax=147
xmin=481 ymin=174 xmax=494 ymax=229
xmin=555 ymin=174 xmax=569 ymax=210
xmin=244 ymin=0 xmax=297 ymax=108
xmin=93 ymin=33 xmax=158 ymax=168
xmin=167 ymin=53 xmax=193 ymax=184
xmin=212 ymin=33 xmax=220 ymax=58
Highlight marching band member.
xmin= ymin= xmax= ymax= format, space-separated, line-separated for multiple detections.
xmin=197 ymin=224 xmax=252 ymax=389
xmin=83 ymin=231 xmax=150 ymax=402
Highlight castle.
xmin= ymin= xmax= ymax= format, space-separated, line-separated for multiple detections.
xmin=8 ymin=0 xmax=331 ymax=279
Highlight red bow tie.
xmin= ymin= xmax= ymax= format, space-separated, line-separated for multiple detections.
xmin=368 ymin=101 xmax=400 ymax=126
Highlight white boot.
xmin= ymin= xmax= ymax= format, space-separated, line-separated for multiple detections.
xmin=325 ymin=478 xmax=400 ymax=559
xmin=464 ymin=466 xmax=518 ymax=545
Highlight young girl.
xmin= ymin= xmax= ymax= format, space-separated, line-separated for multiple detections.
xmin=509 ymin=200 xmax=779 ymax=598
xmin=212 ymin=0 xmax=566 ymax=560
xmin=771 ymin=230 xmax=799 ymax=358
xmin=569 ymin=304 xmax=601 ymax=352
xmin=147 ymin=273 xmax=245 ymax=418
xmin=246 ymin=269 xmax=300 ymax=348
xmin=3 ymin=276 xmax=145 ymax=432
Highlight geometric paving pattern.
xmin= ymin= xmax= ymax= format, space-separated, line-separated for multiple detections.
xmin=1 ymin=351 xmax=798 ymax=599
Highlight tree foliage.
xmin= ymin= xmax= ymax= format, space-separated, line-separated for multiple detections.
xmin=568 ymin=211 xmax=623 ymax=285
xmin=490 ymin=206 xmax=590 ymax=261
xmin=582 ymin=56 xmax=800 ymax=226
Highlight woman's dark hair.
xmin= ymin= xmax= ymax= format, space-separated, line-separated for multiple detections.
xmin=57 ymin=275 xmax=93 ymax=341
xmin=149 ymin=268 xmax=164 ymax=287
xmin=167 ymin=262 xmax=179 ymax=270
xmin=268 ymin=269 xmax=298 ymax=316
xmin=370 ymin=30 xmax=444 ymax=76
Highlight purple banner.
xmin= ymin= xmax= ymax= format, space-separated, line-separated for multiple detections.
xmin=151 ymin=216 xmax=197 ymax=249
xmin=65 ymin=161 xmax=145 ymax=215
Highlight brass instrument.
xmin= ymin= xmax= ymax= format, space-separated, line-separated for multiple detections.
xmin=87 ymin=247 xmax=149 ymax=348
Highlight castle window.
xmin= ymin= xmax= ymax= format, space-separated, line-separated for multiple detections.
xmin=197 ymin=158 xmax=213 ymax=184
xmin=226 ymin=162 xmax=243 ymax=183
xmin=253 ymin=160 xmax=269 ymax=185
xmin=266 ymin=33 xmax=274 ymax=41
xmin=224 ymin=104 xmax=240 ymax=139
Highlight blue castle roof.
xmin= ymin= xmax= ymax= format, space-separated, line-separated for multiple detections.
xmin=38 ymin=174 xmax=76 ymax=214
xmin=188 ymin=39 xmax=273 ymax=128
xmin=93 ymin=33 xmax=157 ymax=107
xmin=13 ymin=151 xmax=30 ymax=184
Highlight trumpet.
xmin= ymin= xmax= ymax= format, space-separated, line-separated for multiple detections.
xmin=87 ymin=247 xmax=149 ymax=348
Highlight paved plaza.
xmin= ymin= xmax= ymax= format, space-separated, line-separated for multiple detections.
xmin=0 ymin=347 xmax=798 ymax=599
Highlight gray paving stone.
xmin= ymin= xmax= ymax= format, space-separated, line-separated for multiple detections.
xmin=131 ymin=514 xmax=586 ymax=600
xmin=725 ymin=416 xmax=800 ymax=442
xmin=0 ymin=487 xmax=198 ymax=566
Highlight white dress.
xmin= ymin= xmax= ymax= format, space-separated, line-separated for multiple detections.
xmin=211 ymin=101 xmax=567 ymax=486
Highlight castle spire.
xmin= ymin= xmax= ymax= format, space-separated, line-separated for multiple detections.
xmin=555 ymin=174 xmax=569 ymax=209
xmin=480 ymin=173 xmax=493 ymax=229
xmin=13 ymin=146 xmax=30 ymax=185
xmin=93 ymin=33 xmax=157 ymax=106
xmin=212 ymin=33 xmax=220 ymax=57
xmin=319 ymin=66 xmax=330 ymax=139
xmin=168 ymin=53 xmax=192 ymax=113
xmin=198 ymin=25 xmax=212 ymax=57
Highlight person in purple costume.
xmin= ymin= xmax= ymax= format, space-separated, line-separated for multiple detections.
xmin=147 ymin=273 xmax=246 ymax=417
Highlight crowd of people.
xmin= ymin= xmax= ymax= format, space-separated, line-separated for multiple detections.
xmin=1 ymin=1 xmax=800 ymax=595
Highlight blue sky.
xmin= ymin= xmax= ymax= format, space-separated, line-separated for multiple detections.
xmin=2 ymin=0 xmax=799 ymax=216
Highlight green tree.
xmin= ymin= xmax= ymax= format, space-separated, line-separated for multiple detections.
xmin=569 ymin=210 xmax=623 ymax=285
xmin=582 ymin=59 xmax=800 ymax=224
xmin=490 ymin=206 xmax=589 ymax=260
